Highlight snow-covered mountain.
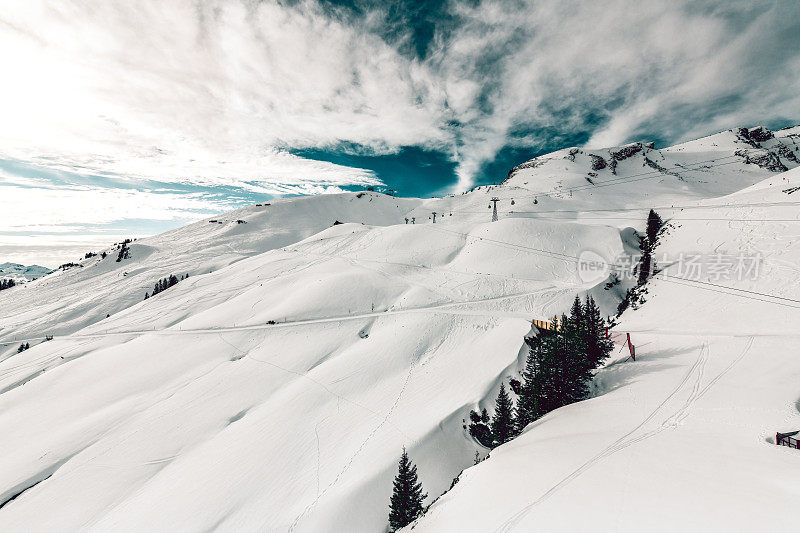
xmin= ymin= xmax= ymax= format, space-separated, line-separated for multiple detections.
xmin=0 ymin=126 xmax=798 ymax=531
xmin=0 ymin=263 xmax=52 ymax=283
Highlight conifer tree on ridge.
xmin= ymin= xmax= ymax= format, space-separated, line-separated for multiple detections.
xmin=388 ymin=448 xmax=427 ymax=531
xmin=490 ymin=383 xmax=516 ymax=446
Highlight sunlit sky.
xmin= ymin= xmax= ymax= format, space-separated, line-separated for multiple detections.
xmin=2 ymin=0 xmax=799 ymax=267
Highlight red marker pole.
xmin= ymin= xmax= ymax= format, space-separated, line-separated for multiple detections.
xmin=627 ymin=333 xmax=635 ymax=361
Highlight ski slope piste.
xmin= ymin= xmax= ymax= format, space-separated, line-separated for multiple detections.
xmin=0 ymin=125 xmax=799 ymax=531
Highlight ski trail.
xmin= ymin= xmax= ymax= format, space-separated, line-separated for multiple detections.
xmin=8 ymin=288 xmax=555 ymax=345
xmin=240 ymin=338 xmax=411 ymax=441
xmin=0 ymin=287 xmax=554 ymax=393
xmin=313 ymin=415 xmax=331 ymax=498
xmin=696 ymin=336 xmax=754 ymax=400
xmin=495 ymin=340 xmax=710 ymax=533
xmin=287 ymin=350 xmax=419 ymax=532
xmin=0 ymin=337 xmax=101 ymax=380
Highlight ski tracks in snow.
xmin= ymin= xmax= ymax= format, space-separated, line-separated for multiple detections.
xmin=494 ymin=336 xmax=754 ymax=533
xmin=286 ymin=349 xmax=420 ymax=532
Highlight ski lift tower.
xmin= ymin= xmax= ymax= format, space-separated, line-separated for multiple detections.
xmin=490 ymin=197 xmax=499 ymax=222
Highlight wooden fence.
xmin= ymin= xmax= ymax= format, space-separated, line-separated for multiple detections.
xmin=776 ymin=432 xmax=800 ymax=449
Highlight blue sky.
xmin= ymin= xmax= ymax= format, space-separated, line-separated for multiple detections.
xmin=1 ymin=0 xmax=799 ymax=267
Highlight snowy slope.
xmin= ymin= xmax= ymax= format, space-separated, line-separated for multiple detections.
xmin=0 ymin=126 xmax=798 ymax=532
xmin=0 ymin=192 xmax=422 ymax=346
xmin=0 ymin=217 xmax=620 ymax=531
xmin=414 ymin=170 xmax=800 ymax=532
xmin=3 ymin=126 xmax=797 ymax=348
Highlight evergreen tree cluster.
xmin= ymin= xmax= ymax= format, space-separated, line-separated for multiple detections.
xmin=516 ymin=295 xmax=613 ymax=429
xmin=18 ymin=342 xmax=30 ymax=353
xmin=467 ymin=407 xmax=492 ymax=447
xmin=388 ymin=448 xmax=427 ymax=531
xmin=469 ymin=295 xmax=614 ymax=448
xmin=617 ymin=209 xmax=664 ymax=316
xmin=145 ymin=273 xmax=188 ymax=300
xmin=389 ymin=298 xmax=614 ymax=529
xmin=636 ymin=209 xmax=664 ymax=285
xmin=0 ymin=278 xmax=16 ymax=291
xmin=116 ymin=239 xmax=132 ymax=262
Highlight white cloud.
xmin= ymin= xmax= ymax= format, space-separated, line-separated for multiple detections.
xmin=0 ymin=183 xmax=216 ymax=231
xmin=431 ymin=0 xmax=800 ymax=178
xmin=0 ymin=237 xmax=126 ymax=269
xmin=0 ymin=0 xmax=449 ymax=190
xmin=0 ymin=180 xmax=224 ymax=267
xmin=1 ymin=0 xmax=798 ymax=199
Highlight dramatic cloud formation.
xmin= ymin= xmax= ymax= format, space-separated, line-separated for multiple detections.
xmin=1 ymin=0 xmax=799 ymax=264
xmin=432 ymin=0 xmax=800 ymax=185
xmin=0 ymin=0 xmax=444 ymax=189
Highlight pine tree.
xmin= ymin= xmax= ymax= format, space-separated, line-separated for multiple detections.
xmin=637 ymin=209 xmax=664 ymax=285
xmin=637 ymin=231 xmax=652 ymax=285
xmin=517 ymin=330 xmax=561 ymax=428
xmin=646 ymin=209 xmax=664 ymax=247
xmin=515 ymin=337 xmax=541 ymax=432
xmin=568 ymin=296 xmax=591 ymax=377
xmin=583 ymin=296 xmax=614 ymax=369
xmin=490 ymin=383 xmax=515 ymax=446
xmin=144 ymin=292 xmax=149 ymax=300
xmin=569 ymin=296 xmax=584 ymax=330
xmin=469 ymin=410 xmax=481 ymax=424
xmin=550 ymin=313 xmax=577 ymax=405
xmin=388 ymin=448 xmax=427 ymax=531
xmin=555 ymin=311 xmax=581 ymax=404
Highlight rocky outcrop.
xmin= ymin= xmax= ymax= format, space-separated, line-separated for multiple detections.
xmin=610 ymin=143 xmax=643 ymax=161
xmin=733 ymin=126 xmax=774 ymax=148
xmin=609 ymin=143 xmax=645 ymax=174
xmin=503 ymin=158 xmax=549 ymax=182
xmin=590 ymin=154 xmax=607 ymax=170
xmin=776 ymin=143 xmax=799 ymax=164
xmin=644 ymin=156 xmax=686 ymax=181
xmin=734 ymin=148 xmax=788 ymax=172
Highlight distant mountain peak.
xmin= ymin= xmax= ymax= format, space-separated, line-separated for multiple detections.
xmin=0 ymin=262 xmax=54 ymax=281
